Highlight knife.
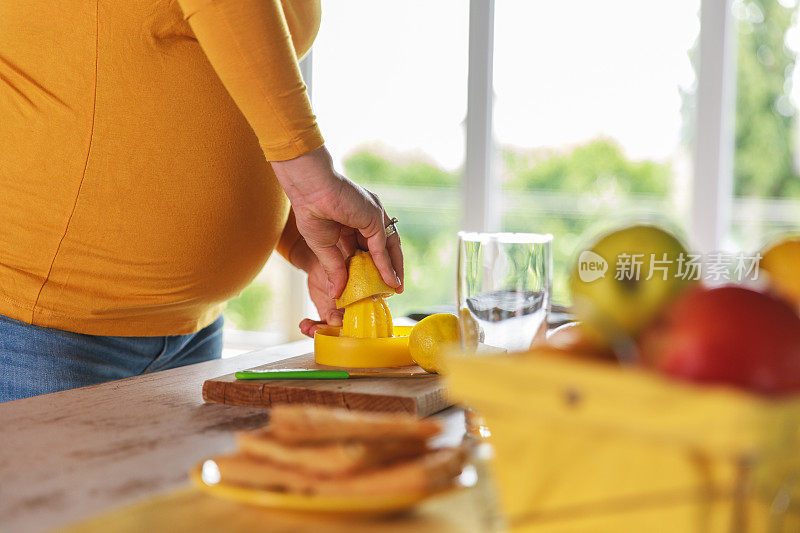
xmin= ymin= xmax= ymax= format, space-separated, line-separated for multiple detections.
xmin=234 ymin=369 xmax=434 ymax=380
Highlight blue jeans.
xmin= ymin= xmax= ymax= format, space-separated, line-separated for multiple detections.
xmin=0 ymin=314 xmax=223 ymax=403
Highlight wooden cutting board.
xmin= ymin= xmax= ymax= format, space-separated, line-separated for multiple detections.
xmin=202 ymin=353 xmax=450 ymax=417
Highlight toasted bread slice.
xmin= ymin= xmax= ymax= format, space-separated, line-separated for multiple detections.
xmin=237 ymin=429 xmax=428 ymax=476
xmin=212 ymin=447 xmax=466 ymax=497
xmin=267 ymin=405 xmax=441 ymax=444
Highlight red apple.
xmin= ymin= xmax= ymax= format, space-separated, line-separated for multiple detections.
xmin=640 ymin=285 xmax=800 ymax=395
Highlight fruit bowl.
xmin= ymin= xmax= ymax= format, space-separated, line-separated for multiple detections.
xmin=314 ymin=325 xmax=413 ymax=368
xmin=443 ymin=348 xmax=800 ymax=530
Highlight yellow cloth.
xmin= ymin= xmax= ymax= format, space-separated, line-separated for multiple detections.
xmin=0 ymin=0 xmax=322 ymax=335
xmin=444 ymin=350 xmax=800 ymax=530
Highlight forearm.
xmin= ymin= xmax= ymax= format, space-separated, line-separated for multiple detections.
xmin=178 ymin=0 xmax=324 ymax=161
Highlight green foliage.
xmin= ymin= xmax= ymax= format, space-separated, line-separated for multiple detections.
xmin=734 ymin=0 xmax=799 ymax=198
xmin=504 ymin=139 xmax=671 ymax=195
xmin=501 ymin=139 xmax=674 ymax=303
xmin=683 ymin=0 xmax=800 ymax=198
xmin=341 ymin=142 xmax=674 ymax=310
xmin=224 ymin=282 xmax=272 ymax=331
xmin=345 ymin=151 xmax=459 ymax=187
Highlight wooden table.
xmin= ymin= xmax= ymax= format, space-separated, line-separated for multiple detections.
xmin=0 ymin=340 xmax=501 ymax=533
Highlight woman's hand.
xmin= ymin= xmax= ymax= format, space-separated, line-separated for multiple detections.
xmin=287 ymin=239 xmax=344 ymax=337
xmin=271 ymin=146 xmax=404 ymax=301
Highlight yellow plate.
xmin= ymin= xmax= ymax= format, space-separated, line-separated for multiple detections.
xmin=190 ymin=461 xmax=462 ymax=516
xmin=314 ymin=326 xmax=413 ymax=368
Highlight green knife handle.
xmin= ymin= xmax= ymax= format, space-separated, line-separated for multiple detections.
xmin=234 ymin=370 xmax=350 ymax=380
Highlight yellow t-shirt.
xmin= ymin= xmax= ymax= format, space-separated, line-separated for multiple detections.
xmin=0 ymin=0 xmax=322 ymax=336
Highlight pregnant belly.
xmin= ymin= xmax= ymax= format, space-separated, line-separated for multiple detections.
xmin=36 ymin=109 xmax=290 ymax=322
xmin=8 ymin=14 xmax=297 ymax=334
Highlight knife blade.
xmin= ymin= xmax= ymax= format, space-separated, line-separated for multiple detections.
xmin=234 ymin=369 xmax=434 ymax=380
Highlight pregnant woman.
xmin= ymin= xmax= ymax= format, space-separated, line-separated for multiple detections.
xmin=0 ymin=0 xmax=403 ymax=401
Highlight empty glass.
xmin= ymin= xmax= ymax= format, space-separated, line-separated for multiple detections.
xmin=457 ymin=232 xmax=553 ymax=353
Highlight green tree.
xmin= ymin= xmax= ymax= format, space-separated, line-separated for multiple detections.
xmin=342 ymin=140 xmax=674 ymax=311
xmin=683 ymin=0 xmax=800 ymax=198
xmin=504 ymin=138 xmax=670 ymax=195
xmin=345 ymin=151 xmax=459 ymax=188
xmin=735 ymin=0 xmax=799 ymax=197
xmin=502 ymin=139 xmax=674 ymax=302
xmin=225 ymin=282 xmax=273 ymax=331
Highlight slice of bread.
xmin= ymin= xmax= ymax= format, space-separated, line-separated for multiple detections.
xmin=213 ymin=447 xmax=466 ymax=497
xmin=237 ymin=428 xmax=428 ymax=476
xmin=267 ymin=405 xmax=442 ymax=444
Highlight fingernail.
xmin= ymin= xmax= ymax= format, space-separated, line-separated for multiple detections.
xmin=394 ymin=275 xmax=401 ymax=287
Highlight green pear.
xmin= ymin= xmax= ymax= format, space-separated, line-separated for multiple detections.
xmin=570 ymin=224 xmax=692 ymax=349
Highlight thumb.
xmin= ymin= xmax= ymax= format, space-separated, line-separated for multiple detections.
xmin=307 ymin=243 xmax=348 ymax=299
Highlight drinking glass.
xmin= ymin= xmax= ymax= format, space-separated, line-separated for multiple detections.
xmin=457 ymin=232 xmax=553 ymax=353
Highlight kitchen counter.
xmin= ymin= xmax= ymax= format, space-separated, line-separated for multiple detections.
xmin=0 ymin=339 xmax=497 ymax=533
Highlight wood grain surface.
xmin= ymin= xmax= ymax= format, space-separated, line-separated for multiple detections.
xmin=0 ymin=340 xmax=309 ymax=533
xmin=202 ymin=353 xmax=451 ymax=416
xmin=0 ymin=339 xmax=473 ymax=533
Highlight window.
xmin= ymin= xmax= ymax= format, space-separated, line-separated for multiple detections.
xmin=494 ymin=0 xmax=700 ymax=302
xmin=729 ymin=0 xmax=800 ymax=250
xmin=224 ymin=0 xmax=794 ymax=352
xmin=312 ymin=1 xmax=469 ymax=317
xmin=222 ymin=255 xmax=298 ymax=357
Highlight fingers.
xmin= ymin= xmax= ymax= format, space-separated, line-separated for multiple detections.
xmin=364 ymin=229 xmax=400 ymax=289
xmin=299 ymin=318 xmax=326 ymax=338
xmin=328 ymin=309 xmax=344 ymax=326
xmin=306 ymin=243 xmax=348 ymax=299
xmin=386 ymin=230 xmax=404 ymax=293
xmin=290 ymin=174 xmax=402 ymax=294
xmin=338 ymin=227 xmax=358 ymax=260
xmin=357 ymin=194 xmax=401 ymax=290
xmin=310 ymin=283 xmax=343 ymax=327
xmin=306 ymin=264 xmax=344 ymax=337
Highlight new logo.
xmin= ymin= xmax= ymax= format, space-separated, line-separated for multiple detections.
xmin=577 ymin=250 xmax=608 ymax=282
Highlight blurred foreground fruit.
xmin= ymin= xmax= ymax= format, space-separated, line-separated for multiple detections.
xmin=537 ymin=321 xmax=617 ymax=360
xmin=570 ymin=224 xmax=691 ymax=348
xmin=409 ymin=314 xmax=459 ymax=373
xmin=640 ymin=286 xmax=800 ymax=395
xmin=760 ymin=236 xmax=800 ymax=310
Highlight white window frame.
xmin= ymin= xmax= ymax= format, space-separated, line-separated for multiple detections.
xmin=692 ymin=0 xmax=736 ymax=253
xmin=463 ymin=0 xmax=736 ymax=249
xmin=463 ymin=0 xmax=498 ymax=232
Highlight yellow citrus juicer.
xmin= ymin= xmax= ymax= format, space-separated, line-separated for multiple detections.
xmin=314 ymin=250 xmax=413 ymax=368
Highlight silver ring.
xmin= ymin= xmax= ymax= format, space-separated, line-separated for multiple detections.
xmin=384 ymin=217 xmax=398 ymax=238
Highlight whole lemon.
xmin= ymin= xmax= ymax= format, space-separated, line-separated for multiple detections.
xmin=409 ymin=313 xmax=460 ymax=373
